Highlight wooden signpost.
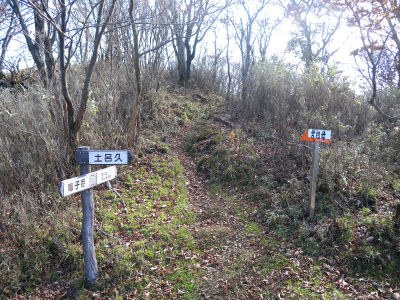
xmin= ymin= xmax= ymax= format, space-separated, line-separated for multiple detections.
xmin=76 ymin=150 xmax=133 ymax=165
xmin=300 ymin=129 xmax=331 ymax=219
xmin=58 ymin=146 xmax=132 ymax=287
xmin=59 ymin=166 xmax=117 ymax=197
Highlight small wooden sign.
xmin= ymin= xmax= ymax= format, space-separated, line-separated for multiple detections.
xmin=76 ymin=150 xmax=133 ymax=165
xmin=300 ymin=129 xmax=331 ymax=144
xmin=59 ymin=166 xmax=117 ymax=197
xmin=300 ymin=129 xmax=331 ymax=219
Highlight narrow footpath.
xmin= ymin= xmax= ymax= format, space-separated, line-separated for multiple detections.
xmin=170 ymin=123 xmax=270 ymax=299
xmin=169 ymin=121 xmax=383 ymax=300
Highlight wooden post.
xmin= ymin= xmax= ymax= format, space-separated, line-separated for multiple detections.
xmin=393 ymin=203 xmax=400 ymax=230
xmin=79 ymin=146 xmax=98 ymax=287
xmin=309 ymin=142 xmax=319 ymax=219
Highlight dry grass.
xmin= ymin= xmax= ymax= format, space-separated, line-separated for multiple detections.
xmin=1 ymin=53 xmax=400 ymax=298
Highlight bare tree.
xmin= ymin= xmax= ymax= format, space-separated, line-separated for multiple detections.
xmin=280 ymin=0 xmax=343 ymax=70
xmin=0 ymin=6 xmax=17 ymax=72
xmin=122 ymin=0 xmax=171 ymax=146
xmin=58 ymin=0 xmax=119 ymax=147
xmin=340 ymin=0 xmax=400 ymax=122
xmin=211 ymin=28 xmax=226 ymax=84
xmin=104 ymin=0 xmax=172 ymax=146
xmin=325 ymin=0 xmax=400 ymax=122
xmin=167 ymin=0 xmax=228 ymax=86
xmin=256 ymin=13 xmax=283 ymax=63
xmin=230 ymin=0 xmax=269 ymax=111
xmin=223 ymin=16 xmax=232 ymax=106
xmin=127 ymin=0 xmax=141 ymax=147
xmin=7 ymin=0 xmax=57 ymax=88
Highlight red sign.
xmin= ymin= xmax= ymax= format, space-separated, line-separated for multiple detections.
xmin=300 ymin=129 xmax=331 ymax=144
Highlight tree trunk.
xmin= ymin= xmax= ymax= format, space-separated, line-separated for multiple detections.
xmin=44 ymin=33 xmax=56 ymax=85
xmin=305 ymin=25 xmax=313 ymax=69
xmin=79 ymin=146 xmax=98 ymax=287
xmin=128 ymin=0 xmax=142 ymax=147
xmin=59 ymin=0 xmax=75 ymax=144
xmin=225 ymin=23 xmax=232 ymax=108
xmin=73 ymin=0 xmax=117 ymax=138
xmin=0 ymin=13 xmax=15 ymax=71
xmin=129 ymin=91 xmax=140 ymax=146
xmin=58 ymin=0 xmax=117 ymax=152
xmin=8 ymin=0 xmax=47 ymax=86
xmin=176 ymin=37 xmax=186 ymax=85
xmin=393 ymin=204 xmax=400 ymax=230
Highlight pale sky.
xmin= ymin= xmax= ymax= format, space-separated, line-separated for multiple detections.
xmin=5 ymin=0 xmax=367 ymax=92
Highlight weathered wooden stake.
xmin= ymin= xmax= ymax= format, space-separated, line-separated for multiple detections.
xmin=309 ymin=142 xmax=320 ymax=219
xmin=79 ymin=146 xmax=98 ymax=287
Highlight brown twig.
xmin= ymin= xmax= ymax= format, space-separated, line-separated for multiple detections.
xmin=94 ymin=225 xmax=122 ymax=243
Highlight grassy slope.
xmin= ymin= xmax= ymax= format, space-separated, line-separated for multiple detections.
xmin=0 ymin=86 xmax=399 ymax=299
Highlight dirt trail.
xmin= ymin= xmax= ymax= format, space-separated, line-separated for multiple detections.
xmin=169 ymin=121 xmax=385 ymax=300
xmin=170 ymin=124 xmax=270 ymax=299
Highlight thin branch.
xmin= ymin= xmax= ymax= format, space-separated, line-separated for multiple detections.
xmin=257 ymin=130 xmax=312 ymax=150
xmin=106 ymin=181 xmax=128 ymax=214
xmin=25 ymin=0 xmax=71 ymax=39
xmin=94 ymin=225 xmax=122 ymax=243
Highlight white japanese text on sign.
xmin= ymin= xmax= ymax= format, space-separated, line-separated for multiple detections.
xmin=88 ymin=151 xmax=127 ymax=164
xmin=59 ymin=166 xmax=117 ymax=197
xmin=308 ymin=129 xmax=331 ymax=142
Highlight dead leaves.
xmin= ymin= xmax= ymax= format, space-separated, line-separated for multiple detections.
xmin=6 ymin=110 xmax=400 ymax=300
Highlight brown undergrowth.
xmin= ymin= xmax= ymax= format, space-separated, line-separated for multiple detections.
xmin=1 ymin=86 xmax=400 ymax=299
xmin=185 ymin=112 xmax=400 ymax=299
